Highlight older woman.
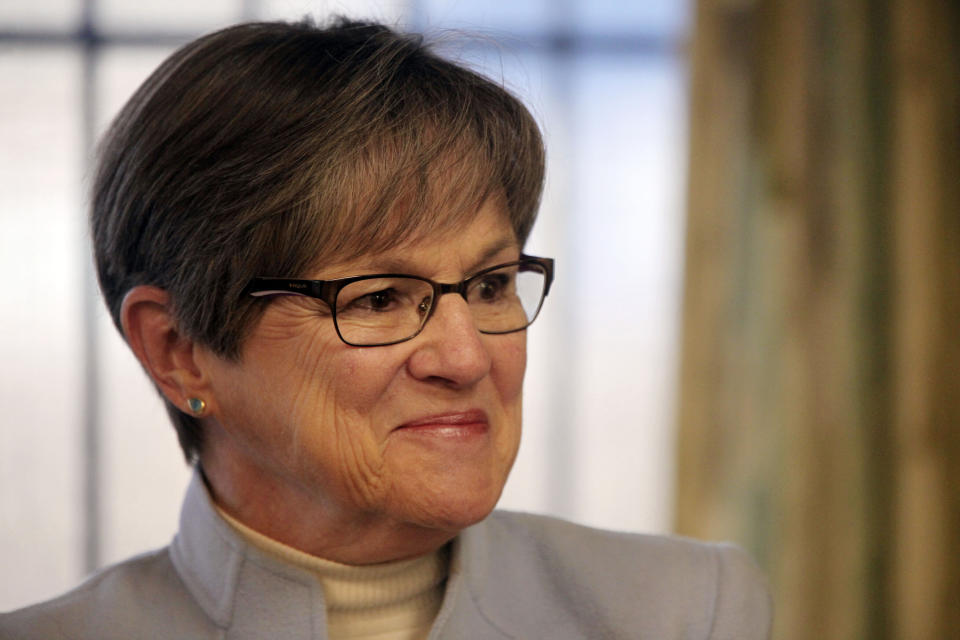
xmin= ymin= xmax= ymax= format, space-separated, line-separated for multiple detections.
xmin=1 ymin=18 xmax=770 ymax=639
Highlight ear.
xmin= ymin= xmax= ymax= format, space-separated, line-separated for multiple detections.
xmin=120 ymin=285 xmax=212 ymax=415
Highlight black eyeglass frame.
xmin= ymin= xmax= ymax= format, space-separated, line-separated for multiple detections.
xmin=245 ymin=254 xmax=555 ymax=347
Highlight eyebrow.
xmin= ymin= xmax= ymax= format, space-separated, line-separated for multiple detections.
xmin=362 ymin=234 xmax=520 ymax=277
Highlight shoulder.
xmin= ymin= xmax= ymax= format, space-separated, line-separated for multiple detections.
xmin=486 ymin=510 xmax=767 ymax=591
xmin=464 ymin=511 xmax=772 ymax=639
xmin=0 ymin=547 xmax=214 ymax=640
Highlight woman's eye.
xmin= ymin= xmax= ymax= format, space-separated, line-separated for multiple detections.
xmin=370 ymin=291 xmax=392 ymax=308
xmin=417 ymin=296 xmax=431 ymax=316
xmin=474 ymin=274 xmax=509 ymax=301
xmin=347 ymin=289 xmax=399 ymax=312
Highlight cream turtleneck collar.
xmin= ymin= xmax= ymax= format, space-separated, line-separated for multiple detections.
xmin=215 ymin=506 xmax=448 ymax=640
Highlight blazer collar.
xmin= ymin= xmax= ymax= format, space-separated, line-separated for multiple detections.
xmin=168 ymin=470 xmax=510 ymax=640
xmin=169 ymin=471 xmax=327 ymax=639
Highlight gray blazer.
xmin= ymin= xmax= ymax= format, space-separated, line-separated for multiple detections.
xmin=1 ymin=474 xmax=771 ymax=639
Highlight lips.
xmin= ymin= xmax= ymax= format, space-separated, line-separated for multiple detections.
xmin=396 ymin=409 xmax=489 ymax=434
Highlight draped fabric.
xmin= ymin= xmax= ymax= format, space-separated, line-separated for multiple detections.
xmin=675 ymin=0 xmax=959 ymax=638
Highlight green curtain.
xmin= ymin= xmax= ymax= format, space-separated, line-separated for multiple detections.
xmin=675 ymin=0 xmax=959 ymax=638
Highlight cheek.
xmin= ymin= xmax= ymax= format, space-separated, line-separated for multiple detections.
xmin=249 ymin=312 xmax=381 ymax=421
xmin=255 ymin=343 xmax=399 ymax=507
xmin=292 ymin=349 xmax=407 ymax=480
xmin=493 ymin=335 xmax=526 ymax=465
xmin=491 ymin=334 xmax=527 ymax=405
xmin=214 ymin=315 xmax=353 ymax=457
xmin=325 ymin=349 xmax=405 ymax=418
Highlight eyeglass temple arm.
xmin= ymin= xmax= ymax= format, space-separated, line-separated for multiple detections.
xmin=247 ymin=278 xmax=314 ymax=297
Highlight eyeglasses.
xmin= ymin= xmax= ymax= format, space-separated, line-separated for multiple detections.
xmin=246 ymin=254 xmax=554 ymax=347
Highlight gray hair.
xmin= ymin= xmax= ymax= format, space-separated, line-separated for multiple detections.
xmin=91 ymin=18 xmax=546 ymax=462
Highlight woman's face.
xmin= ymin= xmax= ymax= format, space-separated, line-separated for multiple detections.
xmin=198 ymin=199 xmax=526 ymax=558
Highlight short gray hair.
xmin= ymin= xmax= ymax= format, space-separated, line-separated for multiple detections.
xmin=91 ymin=18 xmax=546 ymax=463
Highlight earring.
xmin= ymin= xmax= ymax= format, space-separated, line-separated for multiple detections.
xmin=187 ymin=397 xmax=206 ymax=415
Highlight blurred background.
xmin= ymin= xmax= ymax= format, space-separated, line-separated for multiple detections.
xmin=1 ymin=1 xmax=957 ymax=639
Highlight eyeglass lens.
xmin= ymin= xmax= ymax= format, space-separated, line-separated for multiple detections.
xmin=334 ymin=263 xmax=547 ymax=346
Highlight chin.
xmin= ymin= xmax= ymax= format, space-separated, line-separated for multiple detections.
xmin=400 ymin=482 xmax=505 ymax=533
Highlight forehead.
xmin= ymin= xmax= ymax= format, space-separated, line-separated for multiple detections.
xmin=313 ymin=198 xmax=519 ymax=279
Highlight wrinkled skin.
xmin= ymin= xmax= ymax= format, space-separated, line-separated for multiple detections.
xmin=197 ymin=200 xmax=526 ymax=564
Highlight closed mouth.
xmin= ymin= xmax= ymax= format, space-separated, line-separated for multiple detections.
xmin=397 ymin=409 xmax=489 ymax=431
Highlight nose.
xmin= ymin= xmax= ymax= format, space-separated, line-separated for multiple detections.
xmin=405 ymin=293 xmax=491 ymax=387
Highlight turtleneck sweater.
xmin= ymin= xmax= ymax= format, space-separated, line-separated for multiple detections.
xmin=215 ymin=506 xmax=448 ymax=640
